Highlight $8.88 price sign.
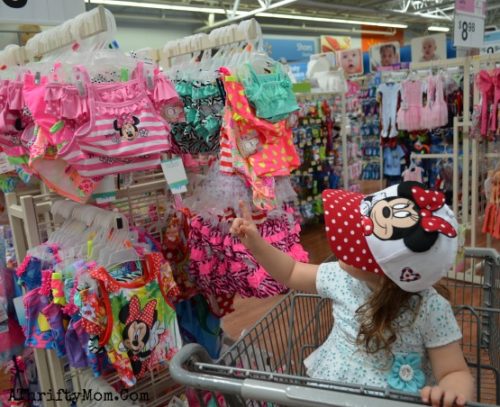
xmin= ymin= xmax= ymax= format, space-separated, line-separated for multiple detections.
xmin=454 ymin=14 xmax=484 ymax=48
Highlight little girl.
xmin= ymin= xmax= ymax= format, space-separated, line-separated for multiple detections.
xmin=230 ymin=181 xmax=474 ymax=407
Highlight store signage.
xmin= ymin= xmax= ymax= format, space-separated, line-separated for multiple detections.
xmin=263 ymin=37 xmax=317 ymax=62
xmin=481 ymin=30 xmax=500 ymax=54
xmin=453 ymin=0 xmax=486 ymax=48
xmin=0 ymin=0 xmax=84 ymax=25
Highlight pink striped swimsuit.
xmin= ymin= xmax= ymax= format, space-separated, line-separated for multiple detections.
xmin=59 ymin=63 xmax=175 ymax=177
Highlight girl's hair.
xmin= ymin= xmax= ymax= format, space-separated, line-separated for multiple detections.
xmin=355 ymin=275 xmax=449 ymax=355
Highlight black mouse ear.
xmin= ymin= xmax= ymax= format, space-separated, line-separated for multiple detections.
xmin=119 ymin=303 xmax=130 ymax=324
xmin=403 ymin=226 xmax=438 ymax=253
xmin=397 ymin=181 xmax=426 ymax=200
xmin=113 ymin=120 xmax=120 ymax=132
xmin=133 ymin=116 xmax=140 ymax=125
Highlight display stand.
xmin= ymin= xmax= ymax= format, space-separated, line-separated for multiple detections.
xmin=6 ymin=174 xmax=181 ymax=407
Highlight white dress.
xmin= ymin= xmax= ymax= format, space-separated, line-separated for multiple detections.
xmin=304 ymin=262 xmax=462 ymax=392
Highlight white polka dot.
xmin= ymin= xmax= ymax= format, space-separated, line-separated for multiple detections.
xmin=334 ymin=200 xmax=339 ymax=204
xmin=331 ymin=236 xmax=336 ymax=241
xmin=330 ymin=204 xmax=334 ymax=209
xmin=338 ymin=228 xmax=343 ymax=233
xmin=350 ymin=247 xmax=355 ymax=253
xmin=325 ymin=210 xmax=329 ymax=215
xmin=343 ymin=255 xmax=348 ymax=261
xmin=350 ymin=230 xmax=355 ymax=235
xmin=368 ymin=259 xmax=373 ymax=263
xmin=412 ymin=188 xmax=416 ymax=193
xmin=428 ymin=222 xmax=434 ymax=226
xmin=441 ymin=224 xmax=446 ymax=228
xmin=346 ymin=201 xmax=351 ymax=206
xmin=362 ymin=266 xmax=367 ymax=271
xmin=374 ymin=268 xmax=379 ymax=273
xmin=432 ymin=197 xmax=436 ymax=202
xmin=355 ymin=257 xmax=360 ymax=262
xmin=342 ymin=207 xmax=347 ymax=211
xmin=337 ymin=212 xmax=342 ymax=218
xmin=356 ymin=240 xmax=361 ymax=245
xmin=349 ymin=214 xmax=354 ymax=219
xmin=362 ymin=249 xmax=366 ymax=254
xmin=325 ymin=226 xmax=330 ymax=232
xmin=354 ymin=209 xmax=359 ymax=213
xmin=332 ymin=219 xmax=336 ymax=224
xmin=365 ymin=225 xmax=371 ymax=231
xmin=344 ymin=221 xmax=348 ymax=226
xmin=356 ymin=223 xmax=361 ymax=228
xmin=419 ymin=197 xmax=425 ymax=201
xmin=337 ymin=245 xmax=342 ymax=251
xmin=344 ymin=238 xmax=348 ymax=243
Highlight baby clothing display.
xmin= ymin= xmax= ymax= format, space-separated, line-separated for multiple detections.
xmin=397 ymin=79 xmax=423 ymax=132
xmin=475 ymin=68 xmax=500 ymax=139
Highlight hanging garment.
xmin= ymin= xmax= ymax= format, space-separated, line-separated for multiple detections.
xmin=430 ymin=75 xmax=448 ymax=129
xmin=376 ymin=82 xmax=400 ymax=138
xmin=87 ymin=253 xmax=181 ymax=387
xmin=397 ymin=79 xmax=423 ymax=132
xmin=476 ymin=70 xmax=495 ymax=137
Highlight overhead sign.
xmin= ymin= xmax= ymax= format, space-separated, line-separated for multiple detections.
xmin=0 ymin=0 xmax=85 ymax=25
xmin=453 ymin=0 xmax=486 ymax=48
xmin=263 ymin=37 xmax=317 ymax=62
xmin=481 ymin=30 xmax=500 ymax=54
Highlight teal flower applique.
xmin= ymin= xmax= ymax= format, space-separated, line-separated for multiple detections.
xmin=387 ymin=353 xmax=426 ymax=393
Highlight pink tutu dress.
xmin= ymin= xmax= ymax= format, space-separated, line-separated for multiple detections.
xmin=397 ymin=79 xmax=423 ymax=132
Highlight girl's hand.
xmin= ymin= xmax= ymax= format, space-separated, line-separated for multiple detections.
xmin=421 ymin=386 xmax=467 ymax=407
xmin=230 ymin=201 xmax=259 ymax=247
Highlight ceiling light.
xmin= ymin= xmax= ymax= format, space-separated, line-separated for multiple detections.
xmin=428 ymin=25 xmax=450 ymax=32
xmin=87 ymin=0 xmax=226 ymax=14
xmin=256 ymin=12 xmax=408 ymax=29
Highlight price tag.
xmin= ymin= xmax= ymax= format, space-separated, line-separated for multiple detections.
xmin=92 ymin=175 xmax=117 ymax=204
xmin=0 ymin=152 xmax=15 ymax=174
xmin=161 ymin=156 xmax=188 ymax=194
xmin=454 ymin=0 xmax=485 ymax=48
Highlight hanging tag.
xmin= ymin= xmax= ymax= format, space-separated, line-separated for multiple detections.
xmin=161 ymin=156 xmax=188 ymax=194
xmin=92 ymin=175 xmax=117 ymax=204
xmin=0 ymin=152 xmax=15 ymax=174
xmin=121 ymin=68 xmax=129 ymax=82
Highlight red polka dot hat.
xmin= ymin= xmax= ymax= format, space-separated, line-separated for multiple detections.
xmin=322 ymin=181 xmax=458 ymax=292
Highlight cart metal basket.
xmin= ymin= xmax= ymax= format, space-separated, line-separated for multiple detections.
xmin=170 ymin=248 xmax=500 ymax=406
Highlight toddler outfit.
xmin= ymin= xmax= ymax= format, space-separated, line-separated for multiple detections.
xmin=397 ymin=79 xmax=423 ymax=132
xmin=377 ymin=83 xmax=400 ymax=138
xmin=305 ymin=262 xmax=462 ymax=391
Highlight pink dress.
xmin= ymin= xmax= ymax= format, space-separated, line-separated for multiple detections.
xmin=430 ymin=75 xmax=448 ymax=128
xmin=397 ymin=79 xmax=423 ymax=132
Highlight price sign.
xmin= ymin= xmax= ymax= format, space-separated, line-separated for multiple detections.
xmin=454 ymin=0 xmax=486 ymax=48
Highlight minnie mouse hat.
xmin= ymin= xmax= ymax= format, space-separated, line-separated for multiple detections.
xmin=322 ymin=181 xmax=458 ymax=292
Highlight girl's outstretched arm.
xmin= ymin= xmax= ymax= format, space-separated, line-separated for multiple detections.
xmin=230 ymin=202 xmax=318 ymax=293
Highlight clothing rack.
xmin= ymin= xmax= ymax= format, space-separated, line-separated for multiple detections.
xmin=5 ymin=175 xmax=180 ymax=407
xmin=161 ymin=18 xmax=262 ymax=68
xmin=408 ymin=57 xmax=471 ymax=232
xmin=471 ymin=52 xmax=500 ymax=248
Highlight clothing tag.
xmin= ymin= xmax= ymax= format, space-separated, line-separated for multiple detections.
xmin=92 ymin=175 xmax=117 ymax=204
xmin=0 ymin=152 xmax=15 ymax=174
xmin=161 ymin=157 xmax=188 ymax=194
xmin=121 ymin=68 xmax=129 ymax=82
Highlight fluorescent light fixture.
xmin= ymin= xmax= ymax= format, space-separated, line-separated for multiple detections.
xmin=88 ymin=0 xmax=408 ymax=29
xmin=428 ymin=25 xmax=450 ymax=32
xmin=257 ymin=12 xmax=408 ymax=28
xmin=87 ymin=0 xmax=226 ymax=14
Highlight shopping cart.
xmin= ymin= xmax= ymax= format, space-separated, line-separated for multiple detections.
xmin=170 ymin=247 xmax=500 ymax=406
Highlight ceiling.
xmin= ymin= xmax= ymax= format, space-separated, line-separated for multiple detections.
xmin=85 ymin=0 xmax=500 ymax=37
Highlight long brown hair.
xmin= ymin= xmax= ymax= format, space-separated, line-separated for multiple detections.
xmin=355 ymin=275 xmax=449 ymax=355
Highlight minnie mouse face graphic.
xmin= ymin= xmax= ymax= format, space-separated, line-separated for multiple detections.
xmin=119 ymin=296 xmax=158 ymax=376
xmin=362 ymin=181 xmax=456 ymax=253
xmin=113 ymin=115 xmax=140 ymax=141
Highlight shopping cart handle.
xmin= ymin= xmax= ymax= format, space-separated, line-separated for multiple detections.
xmin=169 ymin=343 xmax=244 ymax=394
xmin=463 ymin=247 xmax=500 ymax=264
